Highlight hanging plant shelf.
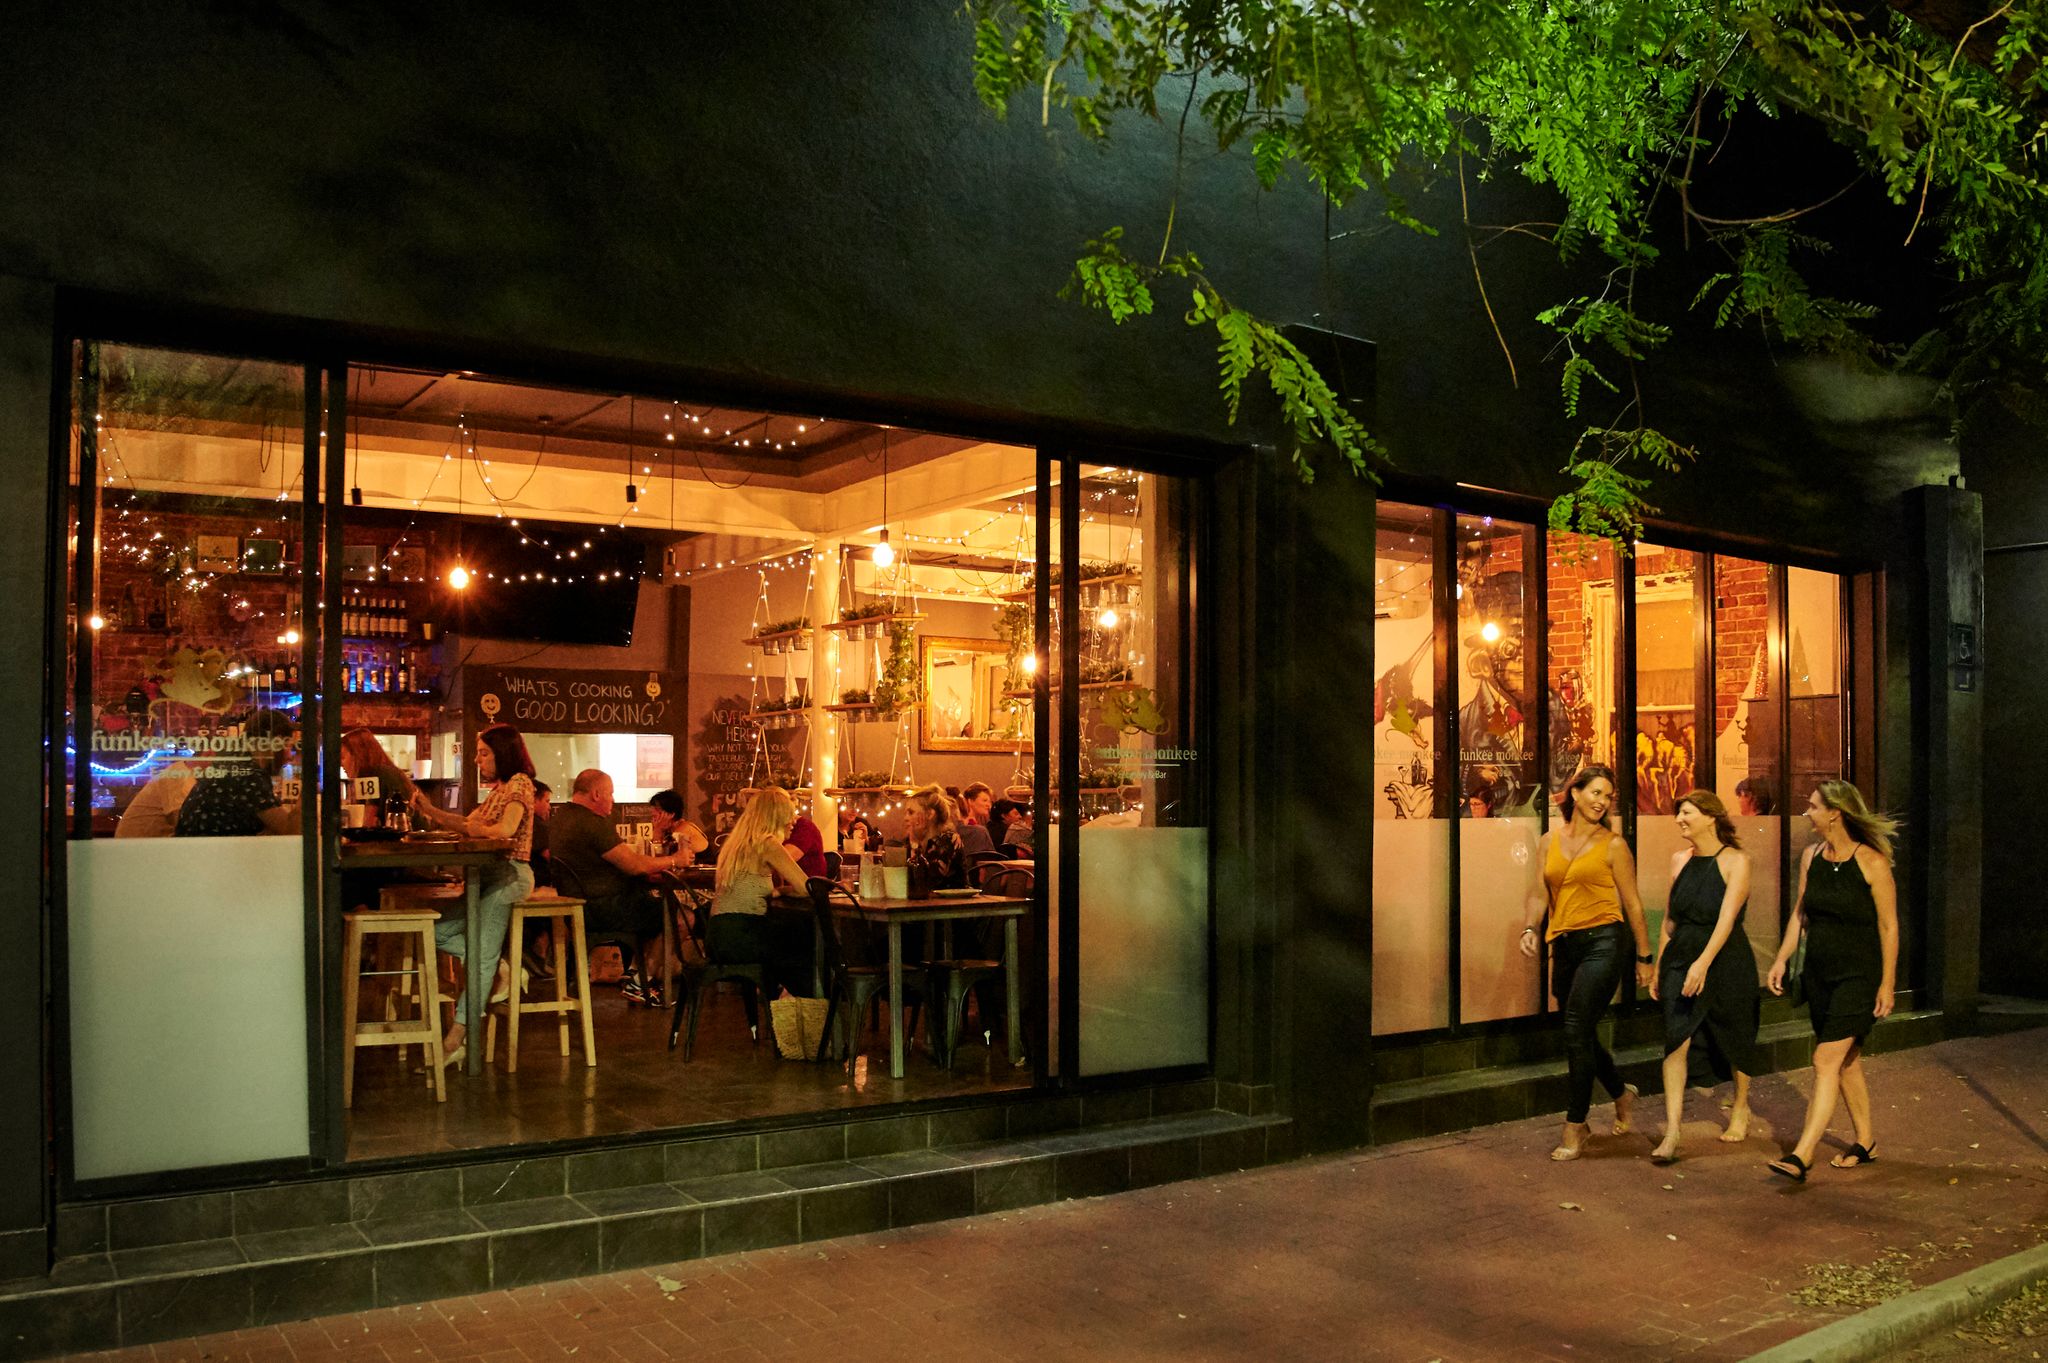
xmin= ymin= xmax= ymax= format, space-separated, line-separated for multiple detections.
xmin=995 ymin=570 xmax=1141 ymax=604
xmin=825 ymin=612 xmax=926 ymax=641
xmin=745 ymin=626 xmax=812 ymax=654
xmin=746 ymin=705 xmax=811 ymax=728
xmin=823 ymin=784 xmax=912 ymax=798
xmin=822 ymin=702 xmax=911 ymax=723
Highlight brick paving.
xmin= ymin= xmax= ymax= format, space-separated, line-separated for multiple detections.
xmin=64 ymin=1030 xmax=2048 ymax=1363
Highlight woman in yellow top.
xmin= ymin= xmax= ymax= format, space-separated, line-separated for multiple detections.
xmin=1518 ymin=764 xmax=1656 ymax=1160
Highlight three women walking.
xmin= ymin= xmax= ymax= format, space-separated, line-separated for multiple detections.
xmin=1523 ymin=769 xmax=1897 ymax=1181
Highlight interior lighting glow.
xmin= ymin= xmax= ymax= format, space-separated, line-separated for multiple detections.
xmin=448 ymin=564 xmax=472 ymax=590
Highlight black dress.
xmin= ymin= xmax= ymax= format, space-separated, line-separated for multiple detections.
xmin=1800 ymin=847 xmax=1884 ymax=1043
xmin=1659 ymin=852 xmax=1759 ymax=1081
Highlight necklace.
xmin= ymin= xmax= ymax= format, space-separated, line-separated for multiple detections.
xmin=1822 ymin=841 xmax=1853 ymax=871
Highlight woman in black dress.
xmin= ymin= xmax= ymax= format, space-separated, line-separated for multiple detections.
xmin=1765 ymin=780 xmax=1900 ymax=1181
xmin=1648 ymin=790 xmax=1759 ymax=1164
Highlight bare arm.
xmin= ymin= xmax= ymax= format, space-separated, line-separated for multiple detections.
xmin=603 ymin=843 xmax=686 ymax=879
xmin=675 ymin=821 xmax=710 ymax=858
xmin=1518 ymin=831 xmax=1553 ymax=959
xmin=762 ymin=842 xmax=809 ymax=890
xmin=1681 ymin=849 xmax=1752 ymax=996
xmin=1863 ymin=848 xmax=1899 ymax=1018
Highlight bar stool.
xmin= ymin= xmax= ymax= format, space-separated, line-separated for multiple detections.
xmin=378 ymin=883 xmax=463 ymax=1067
xmin=342 ymin=907 xmax=447 ymax=1106
xmin=485 ymin=895 xmax=595 ymax=1072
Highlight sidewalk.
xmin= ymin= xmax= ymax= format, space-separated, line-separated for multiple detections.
xmin=64 ymin=1030 xmax=2048 ymax=1363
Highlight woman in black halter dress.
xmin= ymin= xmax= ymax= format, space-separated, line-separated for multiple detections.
xmin=1648 ymin=791 xmax=1759 ymax=1163
xmin=1765 ymin=781 xmax=1900 ymax=1181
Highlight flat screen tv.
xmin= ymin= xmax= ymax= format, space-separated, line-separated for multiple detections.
xmin=442 ymin=519 xmax=644 ymax=647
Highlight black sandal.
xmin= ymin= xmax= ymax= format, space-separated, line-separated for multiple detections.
xmin=1830 ymin=1142 xmax=1878 ymax=1169
xmin=1767 ymin=1153 xmax=1810 ymax=1182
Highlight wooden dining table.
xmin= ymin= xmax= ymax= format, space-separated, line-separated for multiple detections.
xmin=338 ymin=834 xmax=514 ymax=1077
xmin=836 ymin=890 xmax=1031 ymax=1080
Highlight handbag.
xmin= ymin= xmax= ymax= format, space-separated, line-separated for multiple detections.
xmin=1782 ymin=927 xmax=1808 ymax=1006
xmin=768 ymin=995 xmax=834 ymax=1061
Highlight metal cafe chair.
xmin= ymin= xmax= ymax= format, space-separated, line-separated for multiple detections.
xmin=806 ymin=876 xmax=921 ymax=1063
xmin=667 ymin=883 xmax=771 ymax=1060
xmin=926 ymin=866 xmax=1031 ymax=1068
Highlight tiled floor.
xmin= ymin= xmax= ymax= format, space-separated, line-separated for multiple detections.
xmin=122 ymin=1028 xmax=2048 ymax=1362
xmin=345 ymin=981 xmax=1029 ymax=1161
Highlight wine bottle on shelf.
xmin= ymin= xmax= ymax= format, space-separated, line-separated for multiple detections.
xmin=285 ymin=657 xmax=298 ymax=687
xmin=271 ymin=654 xmax=287 ymax=688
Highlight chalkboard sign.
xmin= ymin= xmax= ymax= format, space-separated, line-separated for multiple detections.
xmin=465 ymin=666 xmax=673 ymax=734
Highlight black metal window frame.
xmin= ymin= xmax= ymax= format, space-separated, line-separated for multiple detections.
xmin=1372 ymin=482 xmax=1883 ymax=1045
xmin=42 ymin=303 xmax=1223 ymax=1197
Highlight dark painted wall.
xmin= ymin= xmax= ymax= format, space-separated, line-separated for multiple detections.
xmin=0 ymin=2 xmax=1973 ymax=1218
xmin=1962 ymin=405 xmax=2048 ymax=998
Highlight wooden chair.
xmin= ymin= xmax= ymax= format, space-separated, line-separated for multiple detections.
xmin=375 ymin=883 xmax=463 ymax=1066
xmin=484 ymin=895 xmax=596 ymax=1072
xmin=342 ymin=906 xmax=447 ymax=1106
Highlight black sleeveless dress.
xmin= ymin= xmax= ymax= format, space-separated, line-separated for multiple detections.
xmin=1659 ymin=852 xmax=1759 ymax=1081
xmin=1799 ymin=847 xmax=1884 ymax=1043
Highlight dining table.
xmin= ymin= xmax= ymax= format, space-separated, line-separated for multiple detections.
xmin=338 ymin=833 xmax=514 ymax=1077
xmin=833 ymin=890 xmax=1031 ymax=1080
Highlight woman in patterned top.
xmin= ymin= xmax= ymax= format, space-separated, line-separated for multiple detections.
xmin=409 ymin=722 xmax=537 ymax=1068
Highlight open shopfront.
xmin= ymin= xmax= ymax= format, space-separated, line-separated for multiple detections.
xmin=51 ymin=338 xmax=1212 ymax=1189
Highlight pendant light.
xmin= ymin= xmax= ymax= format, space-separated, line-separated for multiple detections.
xmin=447 ymin=411 xmax=471 ymax=591
xmin=870 ymin=428 xmax=894 ymax=567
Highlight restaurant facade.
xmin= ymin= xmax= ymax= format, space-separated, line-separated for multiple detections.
xmin=0 ymin=5 xmax=2000 ymax=1351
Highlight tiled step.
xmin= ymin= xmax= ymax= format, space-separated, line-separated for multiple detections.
xmin=1369 ymin=1008 xmax=1947 ymax=1145
xmin=0 ymin=1107 xmax=1288 ymax=1360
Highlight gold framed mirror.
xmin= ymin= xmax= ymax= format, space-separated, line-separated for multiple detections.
xmin=919 ymin=635 xmax=1031 ymax=753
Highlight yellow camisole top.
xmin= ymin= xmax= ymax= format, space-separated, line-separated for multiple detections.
xmin=1544 ymin=828 xmax=1622 ymax=939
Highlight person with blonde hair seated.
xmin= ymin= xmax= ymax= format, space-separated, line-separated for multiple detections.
xmin=709 ymin=785 xmax=814 ymax=995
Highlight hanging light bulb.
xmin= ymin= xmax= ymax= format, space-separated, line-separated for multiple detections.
xmin=1097 ymin=606 xmax=1119 ymax=628
xmin=871 ymin=531 xmax=895 ymax=568
xmin=1480 ymin=621 xmax=1501 ymax=643
xmin=282 ymin=628 xmax=301 ymax=646
xmin=1021 ymin=653 xmax=1039 ymax=675
xmin=448 ymin=563 xmax=472 ymax=591
xmin=87 ymin=613 xmax=104 ymax=631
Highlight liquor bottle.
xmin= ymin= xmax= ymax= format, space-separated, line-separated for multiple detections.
xmin=285 ymin=657 xmax=298 ymax=687
xmin=397 ymin=652 xmax=412 ymax=693
xmin=345 ymin=655 xmax=357 ymax=693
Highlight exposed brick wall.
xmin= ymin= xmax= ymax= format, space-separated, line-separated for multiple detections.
xmin=1713 ymin=557 xmax=1773 ymax=727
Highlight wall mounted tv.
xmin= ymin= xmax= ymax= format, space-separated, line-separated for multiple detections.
xmin=442 ymin=519 xmax=645 ymax=647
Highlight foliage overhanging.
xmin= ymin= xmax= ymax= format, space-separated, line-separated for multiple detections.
xmin=966 ymin=0 xmax=2048 ymax=540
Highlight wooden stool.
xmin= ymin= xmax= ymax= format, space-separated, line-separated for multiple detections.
xmin=485 ymin=895 xmax=595 ymax=1072
xmin=342 ymin=908 xmax=447 ymax=1106
xmin=376 ymin=884 xmax=463 ymax=1065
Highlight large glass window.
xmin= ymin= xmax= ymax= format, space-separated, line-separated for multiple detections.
xmin=1369 ymin=509 xmax=1874 ymax=1039
xmin=58 ymin=344 xmax=320 ymax=1181
xmin=1372 ymin=503 xmax=1448 ymax=1033
xmin=1456 ymin=515 xmax=1542 ymax=1023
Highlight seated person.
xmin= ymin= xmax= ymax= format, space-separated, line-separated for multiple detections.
xmin=340 ymin=727 xmax=417 ymax=811
xmin=709 ymin=785 xmax=814 ymax=995
xmin=550 ymin=769 xmax=696 ymax=1006
xmin=116 ymin=758 xmax=200 ymax=838
xmin=903 ymin=784 xmax=970 ymax=892
xmin=648 ymin=787 xmax=710 ymax=862
xmin=175 ymin=710 xmax=299 ymax=837
xmin=988 ymin=798 xmax=1033 ymax=856
xmin=784 ymin=808 xmax=829 ymax=878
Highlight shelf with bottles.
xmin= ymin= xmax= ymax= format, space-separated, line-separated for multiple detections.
xmin=335 ymin=591 xmax=419 ymax=642
xmin=341 ymin=643 xmax=435 ymax=698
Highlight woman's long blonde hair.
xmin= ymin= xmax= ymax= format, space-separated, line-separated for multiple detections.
xmin=1816 ymin=779 xmax=1900 ymax=862
xmin=904 ymin=783 xmax=958 ymax=840
xmin=715 ymin=785 xmax=797 ymax=891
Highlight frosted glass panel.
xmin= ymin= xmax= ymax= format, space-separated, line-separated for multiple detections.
xmin=1459 ymin=817 xmax=1543 ymax=1022
xmin=1076 ymin=826 xmax=1208 ymax=1075
xmin=69 ymin=838 xmax=309 ymax=1179
xmin=1372 ymin=819 xmax=1449 ymax=1033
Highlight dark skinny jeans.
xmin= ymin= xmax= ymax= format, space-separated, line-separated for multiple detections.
xmin=1550 ymin=920 xmax=1631 ymax=1123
